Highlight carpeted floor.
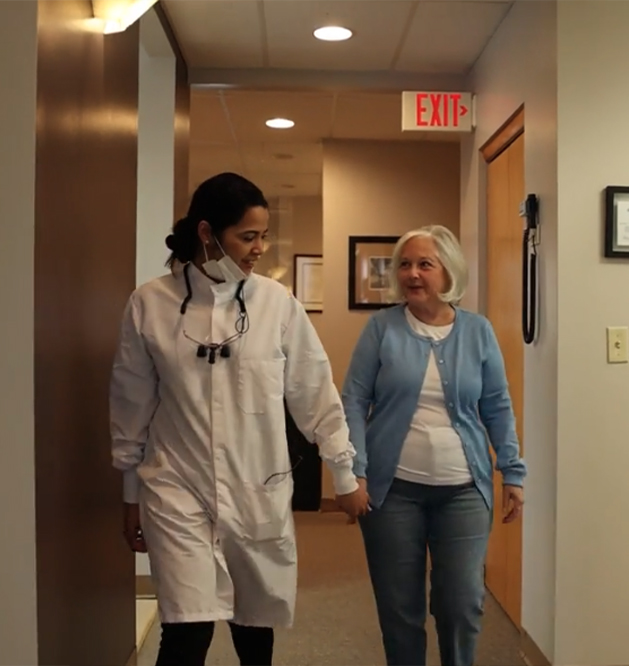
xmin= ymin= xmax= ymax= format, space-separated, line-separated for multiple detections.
xmin=138 ymin=511 xmax=525 ymax=666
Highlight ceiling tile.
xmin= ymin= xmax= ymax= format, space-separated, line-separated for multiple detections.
xmin=241 ymin=142 xmax=323 ymax=175
xmin=165 ymin=0 xmax=513 ymax=75
xmin=263 ymin=0 xmax=415 ymax=71
xmin=396 ymin=1 xmax=512 ymax=73
xmin=333 ymin=92 xmax=426 ymax=141
xmin=188 ymin=90 xmax=462 ymax=200
xmin=221 ymin=91 xmax=336 ymax=142
xmin=188 ymin=143 xmax=245 ymax=178
xmin=251 ymin=172 xmax=322 ymax=198
xmin=163 ymin=0 xmax=264 ymax=68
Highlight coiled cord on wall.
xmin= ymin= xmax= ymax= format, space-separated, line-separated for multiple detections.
xmin=521 ymin=195 xmax=539 ymax=345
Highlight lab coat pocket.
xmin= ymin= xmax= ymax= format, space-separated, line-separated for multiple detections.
xmin=241 ymin=477 xmax=293 ymax=542
xmin=237 ymin=358 xmax=285 ymax=414
xmin=137 ymin=450 xmax=167 ymax=482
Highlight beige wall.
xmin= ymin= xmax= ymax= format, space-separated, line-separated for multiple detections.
xmin=463 ymin=2 xmax=629 ymax=664
xmin=292 ymin=196 xmax=323 ymax=256
xmin=555 ymin=3 xmax=629 ymax=664
xmin=290 ymin=196 xmax=324 ymax=335
xmin=255 ymin=196 xmax=280 ymax=280
xmin=256 ymin=194 xmax=323 ymax=320
xmin=460 ymin=1 xmax=558 ymax=659
xmin=322 ymin=140 xmax=460 ymax=386
xmin=0 ymin=2 xmax=39 ymax=663
xmin=321 ymin=139 xmax=460 ymax=496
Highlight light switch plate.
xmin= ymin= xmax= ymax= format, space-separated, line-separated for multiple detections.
xmin=607 ymin=326 xmax=628 ymax=363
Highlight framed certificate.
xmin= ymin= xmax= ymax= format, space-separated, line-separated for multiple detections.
xmin=604 ymin=186 xmax=629 ymax=258
xmin=293 ymin=255 xmax=323 ymax=312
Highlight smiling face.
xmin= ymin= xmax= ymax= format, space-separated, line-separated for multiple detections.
xmin=199 ymin=205 xmax=270 ymax=275
xmin=396 ymin=235 xmax=449 ymax=310
xmin=219 ymin=205 xmax=270 ymax=274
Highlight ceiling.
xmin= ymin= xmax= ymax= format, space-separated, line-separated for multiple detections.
xmin=162 ymin=1 xmax=513 ymax=76
xmin=189 ymin=88 xmax=462 ymax=197
xmin=160 ymin=1 xmax=515 ymax=198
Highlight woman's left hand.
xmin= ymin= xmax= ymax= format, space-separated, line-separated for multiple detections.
xmin=336 ymin=478 xmax=370 ymax=523
xmin=502 ymin=485 xmax=524 ymax=523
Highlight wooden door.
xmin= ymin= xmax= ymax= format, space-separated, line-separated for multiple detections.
xmin=483 ymin=113 xmax=525 ymax=628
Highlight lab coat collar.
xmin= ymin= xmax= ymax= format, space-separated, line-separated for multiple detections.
xmin=173 ymin=260 xmax=252 ymax=303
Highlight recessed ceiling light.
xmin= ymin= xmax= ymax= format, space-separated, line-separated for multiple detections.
xmin=313 ymin=26 xmax=353 ymax=42
xmin=266 ymin=118 xmax=295 ymax=129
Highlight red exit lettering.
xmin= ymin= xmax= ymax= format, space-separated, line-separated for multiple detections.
xmin=416 ymin=92 xmax=469 ymax=128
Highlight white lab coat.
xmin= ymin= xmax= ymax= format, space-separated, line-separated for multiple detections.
xmin=109 ymin=263 xmax=357 ymax=627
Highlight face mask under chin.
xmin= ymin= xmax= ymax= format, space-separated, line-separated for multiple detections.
xmin=202 ymin=239 xmax=248 ymax=284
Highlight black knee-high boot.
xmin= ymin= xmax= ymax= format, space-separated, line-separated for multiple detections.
xmin=155 ymin=621 xmax=215 ymax=666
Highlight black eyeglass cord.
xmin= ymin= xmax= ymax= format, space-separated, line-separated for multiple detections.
xmin=180 ymin=263 xmax=249 ymax=363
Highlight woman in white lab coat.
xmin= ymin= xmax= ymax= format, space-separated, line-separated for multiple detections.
xmin=110 ymin=172 xmax=369 ymax=666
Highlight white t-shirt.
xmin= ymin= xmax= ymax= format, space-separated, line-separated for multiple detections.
xmin=395 ymin=307 xmax=473 ymax=486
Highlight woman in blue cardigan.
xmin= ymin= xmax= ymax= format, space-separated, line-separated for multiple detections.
xmin=342 ymin=225 xmax=526 ymax=666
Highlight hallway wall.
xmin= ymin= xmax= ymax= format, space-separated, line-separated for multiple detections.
xmin=463 ymin=2 xmax=629 ymax=664
xmin=459 ymin=1 xmax=558 ymax=659
xmin=291 ymin=196 xmax=323 ymax=257
xmin=135 ymin=8 xmax=190 ymax=582
xmin=33 ymin=3 xmax=141 ymax=665
xmin=173 ymin=40 xmax=190 ymax=221
xmin=321 ymin=139 xmax=460 ymax=389
xmin=290 ymin=195 xmax=324 ymax=338
xmin=321 ymin=139 xmax=459 ymax=497
xmin=555 ymin=3 xmax=629 ymax=663
xmin=136 ymin=41 xmax=176 ymax=288
xmin=0 ymin=2 xmax=39 ymax=664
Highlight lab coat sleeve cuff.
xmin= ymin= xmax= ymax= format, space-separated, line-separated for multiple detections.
xmin=330 ymin=463 xmax=359 ymax=496
xmin=123 ymin=469 xmax=140 ymax=504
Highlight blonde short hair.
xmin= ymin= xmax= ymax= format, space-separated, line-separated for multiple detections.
xmin=389 ymin=225 xmax=468 ymax=304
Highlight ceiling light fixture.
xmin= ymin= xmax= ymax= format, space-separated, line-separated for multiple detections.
xmin=313 ymin=26 xmax=353 ymax=42
xmin=92 ymin=0 xmax=158 ymax=34
xmin=265 ymin=118 xmax=295 ymax=129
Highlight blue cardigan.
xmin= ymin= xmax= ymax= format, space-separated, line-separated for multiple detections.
xmin=341 ymin=305 xmax=526 ymax=510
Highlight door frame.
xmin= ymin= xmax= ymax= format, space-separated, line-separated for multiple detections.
xmin=480 ymin=104 xmax=525 ymax=628
xmin=480 ymin=106 xmax=524 ymax=163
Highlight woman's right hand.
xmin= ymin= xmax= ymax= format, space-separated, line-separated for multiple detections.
xmin=123 ymin=502 xmax=147 ymax=553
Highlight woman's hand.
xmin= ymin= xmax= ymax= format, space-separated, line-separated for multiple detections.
xmin=502 ymin=485 xmax=524 ymax=524
xmin=336 ymin=477 xmax=370 ymax=523
xmin=123 ymin=502 xmax=147 ymax=553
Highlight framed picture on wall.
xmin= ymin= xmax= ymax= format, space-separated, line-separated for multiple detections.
xmin=348 ymin=235 xmax=400 ymax=310
xmin=604 ymin=186 xmax=629 ymax=258
xmin=293 ymin=254 xmax=323 ymax=312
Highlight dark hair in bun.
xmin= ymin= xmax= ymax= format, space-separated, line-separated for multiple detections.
xmin=165 ymin=172 xmax=268 ymax=268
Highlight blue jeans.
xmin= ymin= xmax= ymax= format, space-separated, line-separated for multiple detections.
xmin=359 ymin=478 xmax=491 ymax=666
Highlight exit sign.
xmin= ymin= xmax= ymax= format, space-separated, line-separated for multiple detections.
xmin=401 ymin=91 xmax=475 ymax=132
